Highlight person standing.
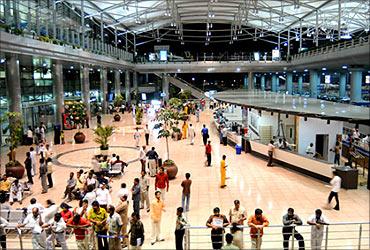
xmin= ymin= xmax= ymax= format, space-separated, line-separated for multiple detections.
xmin=247 ymin=208 xmax=269 ymax=250
xmin=201 ymin=125 xmax=209 ymax=146
xmin=155 ymin=167 xmax=169 ymax=201
xmin=116 ymin=195 xmax=129 ymax=248
xmin=331 ymin=141 xmax=342 ymax=166
xmin=39 ymin=158 xmax=48 ymax=194
xmin=195 ymin=109 xmax=200 ymax=122
xmin=307 ymin=209 xmax=329 ymax=250
xmin=132 ymin=178 xmax=141 ymax=217
xmin=96 ymin=183 xmax=112 ymax=211
xmin=0 ymin=216 xmax=9 ymax=249
xmin=222 ymin=233 xmax=239 ymax=249
xmin=25 ymin=152 xmax=34 ymax=184
xmin=229 ymin=200 xmax=247 ymax=249
xmin=188 ymin=124 xmax=196 ymax=145
xmin=88 ymin=201 xmax=108 ymax=250
xmin=206 ymin=207 xmax=230 ymax=250
xmin=144 ymin=124 xmax=150 ymax=146
xmin=97 ymin=113 xmax=102 ymax=126
xmin=46 ymin=157 xmax=53 ymax=188
xmin=27 ymin=126 xmax=34 ymax=145
xmin=134 ymin=128 xmax=141 ymax=148
xmin=150 ymin=191 xmax=165 ymax=245
xmin=139 ymin=146 xmax=147 ymax=172
xmin=327 ymin=171 xmax=341 ymax=210
xmin=146 ymin=147 xmax=159 ymax=177
xmin=220 ymin=155 xmax=227 ymax=188
xmin=181 ymin=173 xmax=192 ymax=212
xmin=63 ymin=172 xmax=76 ymax=201
xmin=140 ymin=171 xmax=150 ymax=212
xmin=30 ymin=147 xmax=37 ymax=176
xmin=175 ymin=207 xmax=187 ymax=250
xmin=267 ymin=140 xmax=275 ymax=166
xmin=306 ymin=143 xmax=315 ymax=158
xmin=17 ymin=208 xmax=44 ymax=249
xmin=205 ymin=141 xmax=212 ymax=167
xmin=282 ymin=208 xmax=305 ymax=250
xmin=127 ymin=212 xmax=145 ymax=250
xmin=182 ymin=121 xmax=188 ymax=139
xmin=107 ymin=205 xmax=123 ymax=250
xmin=66 ymin=214 xmax=91 ymax=250
xmin=43 ymin=212 xmax=68 ymax=250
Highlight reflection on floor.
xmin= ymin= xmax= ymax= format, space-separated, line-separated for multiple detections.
xmin=1 ymin=109 xmax=369 ymax=249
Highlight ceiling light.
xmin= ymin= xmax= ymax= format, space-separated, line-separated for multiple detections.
xmin=192 ymin=77 xmax=195 ymax=81
xmin=342 ymin=65 xmax=348 ymax=69
xmin=322 ymin=67 xmax=326 ymax=71
xmin=236 ymin=68 xmax=241 ymax=72
xmin=304 ymin=69 xmax=308 ymax=72
xmin=177 ymin=69 xmax=181 ymax=73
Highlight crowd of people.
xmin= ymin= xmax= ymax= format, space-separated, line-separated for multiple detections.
xmin=0 ymin=100 xmax=344 ymax=250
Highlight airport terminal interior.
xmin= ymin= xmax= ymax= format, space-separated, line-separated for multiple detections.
xmin=0 ymin=0 xmax=369 ymax=249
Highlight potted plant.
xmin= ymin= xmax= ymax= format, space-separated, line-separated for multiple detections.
xmin=113 ymin=94 xmax=124 ymax=121
xmin=1 ymin=112 xmax=25 ymax=179
xmin=153 ymin=98 xmax=185 ymax=179
xmin=135 ymin=107 xmax=143 ymax=125
xmin=178 ymin=90 xmax=192 ymax=100
xmin=93 ymin=125 xmax=114 ymax=155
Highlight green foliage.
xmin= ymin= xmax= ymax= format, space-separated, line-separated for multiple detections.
xmin=136 ymin=107 xmax=143 ymax=125
xmin=38 ymin=35 xmax=51 ymax=43
xmin=178 ymin=90 xmax=192 ymax=100
xmin=113 ymin=94 xmax=124 ymax=107
xmin=168 ymin=97 xmax=183 ymax=109
xmin=64 ymin=101 xmax=86 ymax=125
xmin=1 ymin=112 xmax=23 ymax=161
xmin=93 ymin=125 xmax=114 ymax=150
xmin=163 ymin=159 xmax=175 ymax=165
xmin=12 ymin=28 xmax=24 ymax=36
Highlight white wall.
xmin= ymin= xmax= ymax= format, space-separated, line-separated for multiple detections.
xmin=298 ymin=117 xmax=343 ymax=162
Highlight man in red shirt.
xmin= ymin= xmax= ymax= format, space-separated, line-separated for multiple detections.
xmin=205 ymin=141 xmax=212 ymax=166
xmin=248 ymin=208 xmax=269 ymax=249
xmin=155 ymin=167 xmax=169 ymax=201
xmin=67 ymin=214 xmax=91 ymax=249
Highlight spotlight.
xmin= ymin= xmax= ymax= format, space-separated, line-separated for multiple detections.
xmin=304 ymin=117 xmax=307 ymax=121
xmin=248 ymin=108 xmax=251 ymax=111
xmin=258 ymin=110 xmax=262 ymax=116
xmin=271 ymin=112 xmax=274 ymax=116
xmin=285 ymin=114 xmax=289 ymax=118
xmin=327 ymin=120 xmax=330 ymax=124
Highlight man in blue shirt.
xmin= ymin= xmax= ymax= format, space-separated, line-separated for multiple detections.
xmin=201 ymin=125 xmax=209 ymax=146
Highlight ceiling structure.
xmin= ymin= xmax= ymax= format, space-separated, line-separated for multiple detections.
xmin=72 ymin=0 xmax=370 ymax=44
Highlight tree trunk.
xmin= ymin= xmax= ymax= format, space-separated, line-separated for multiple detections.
xmin=166 ymin=137 xmax=169 ymax=160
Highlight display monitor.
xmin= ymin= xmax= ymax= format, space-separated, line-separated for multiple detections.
xmin=149 ymin=53 xmax=156 ymax=61
xmin=272 ymin=49 xmax=280 ymax=61
xmin=325 ymin=75 xmax=331 ymax=84
xmin=253 ymin=52 xmax=260 ymax=61
xmin=159 ymin=50 xmax=168 ymax=61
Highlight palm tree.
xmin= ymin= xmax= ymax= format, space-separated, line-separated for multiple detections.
xmin=93 ymin=125 xmax=114 ymax=150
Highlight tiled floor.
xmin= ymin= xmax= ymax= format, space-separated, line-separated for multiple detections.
xmin=1 ymin=109 xmax=369 ymax=249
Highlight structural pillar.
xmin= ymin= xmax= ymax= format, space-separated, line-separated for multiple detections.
xmin=271 ymin=74 xmax=278 ymax=92
xmin=81 ymin=66 xmax=90 ymax=118
xmin=248 ymin=72 xmax=254 ymax=90
xmin=350 ymin=69 xmax=363 ymax=103
xmin=286 ymin=72 xmax=293 ymax=94
xmin=52 ymin=61 xmax=64 ymax=125
xmin=125 ymin=70 xmax=131 ymax=103
xmin=310 ymin=70 xmax=319 ymax=98
xmin=260 ymin=75 xmax=266 ymax=91
xmin=100 ymin=68 xmax=108 ymax=114
xmin=114 ymin=70 xmax=121 ymax=96
xmin=243 ymin=75 xmax=248 ymax=89
xmin=5 ymin=54 xmax=22 ymax=114
xmin=298 ymin=75 xmax=303 ymax=94
xmin=162 ymin=74 xmax=169 ymax=102
xmin=133 ymin=71 xmax=138 ymax=92
xmin=339 ymin=72 xmax=347 ymax=98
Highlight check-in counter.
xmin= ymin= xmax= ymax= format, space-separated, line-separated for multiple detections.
xmin=250 ymin=140 xmax=334 ymax=182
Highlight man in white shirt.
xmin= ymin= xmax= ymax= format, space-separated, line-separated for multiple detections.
xmin=29 ymin=147 xmax=37 ymax=176
xmin=144 ymin=124 xmax=150 ymax=146
xmin=117 ymin=183 xmax=130 ymax=200
xmin=267 ymin=140 xmax=275 ymax=166
xmin=134 ymin=128 xmax=141 ymax=148
xmin=27 ymin=198 xmax=45 ymax=214
xmin=327 ymin=171 xmax=341 ymax=211
xmin=43 ymin=212 xmax=67 ymax=250
xmin=9 ymin=179 xmax=23 ymax=205
xmin=139 ymin=146 xmax=147 ymax=172
xmin=307 ymin=209 xmax=329 ymax=250
xmin=43 ymin=200 xmax=59 ymax=224
xmin=306 ymin=143 xmax=315 ymax=158
xmin=188 ymin=124 xmax=196 ymax=145
xmin=96 ymin=183 xmax=111 ymax=211
xmin=84 ymin=185 xmax=97 ymax=208
xmin=17 ymin=207 xmax=44 ymax=249
xmin=228 ymin=200 xmax=247 ymax=249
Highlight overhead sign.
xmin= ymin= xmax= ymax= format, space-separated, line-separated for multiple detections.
xmin=160 ymin=92 xmax=167 ymax=97
xmin=154 ymin=45 xmax=170 ymax=52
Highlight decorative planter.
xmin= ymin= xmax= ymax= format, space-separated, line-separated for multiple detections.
xmin=163 ymin=160 xmax=178 ymax=180
xmin=136 ymin=120 xmax=142 ymax=125
xmin=74 ymin=132 xmax=86 ymax=144
xmin=114 ymin=114 xmax=121 ymax=122
xmin=5 ymin=161 xmax=25 ymax=179
xmin=100 ymin=147 xmax=109 ymax=156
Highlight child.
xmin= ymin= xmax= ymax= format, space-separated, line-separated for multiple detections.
xmin=60 ymin=131 xmax=65 ymax=144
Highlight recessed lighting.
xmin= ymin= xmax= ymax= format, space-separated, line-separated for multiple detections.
xmin=177 ymin=69 xmax=181 ymax=73
xmin=342 ymin=65 xmax=348 ymax=69
xmin=322 ymin=67 xmax=327 ymax=71
xmin=304 ymin=69 xmax=308 ymax=72
xmin=191 ymin=77 xmax=195 ymax=81
xmin=70 ymin=66 xmax=74 ymax=69
xmin=293 ymin=70 xmax=297 ymax=73
xmin=236 ymin=68 xmax=240 ymax=72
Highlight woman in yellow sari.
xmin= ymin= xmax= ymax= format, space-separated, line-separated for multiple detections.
xmin=184 ymin=105 xmax=188 ymax=115
xmin=220 ymin=155 xmax=227 ymax=188
xmin=182 ymin=121 xmax=188 ymax=139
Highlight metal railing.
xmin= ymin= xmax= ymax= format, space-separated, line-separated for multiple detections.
xmin=184 ymin=222 xmax=370 ymax=250
xmin=291 ymin=35 xmax=370 ymax=61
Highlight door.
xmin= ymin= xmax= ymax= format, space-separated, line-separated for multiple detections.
xmin=316 ymin=134 xmax=329 ymax=161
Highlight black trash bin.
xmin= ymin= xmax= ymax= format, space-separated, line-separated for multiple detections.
xmin=158 ymin=158 xmax=162 ymax=167
xmin=54 ymin=124 xmax=61 ymax=145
